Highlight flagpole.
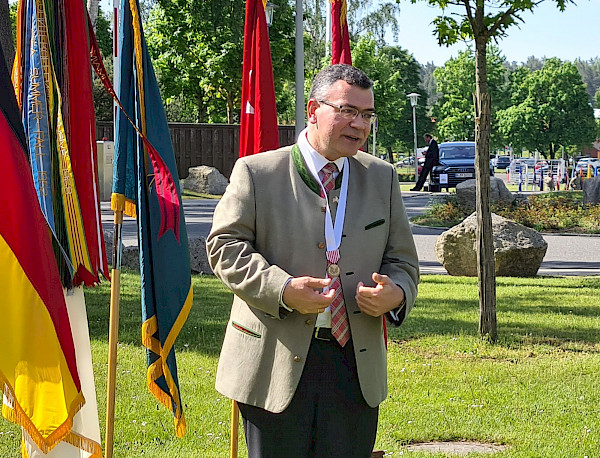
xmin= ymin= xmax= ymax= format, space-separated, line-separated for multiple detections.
xmin=230 ymin=400 xmax=240 ymax=458
xmin=105 ymin=209 xmax=123 ymax=458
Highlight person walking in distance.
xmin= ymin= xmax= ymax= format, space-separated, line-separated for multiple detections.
xmin=207 ymin=64 xmax=419 ymax=457
xmin=411 ymin=133 xmax=439 ymax=191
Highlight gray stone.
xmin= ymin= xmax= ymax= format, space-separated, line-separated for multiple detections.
xmin=435 ymin=212 xmax=547 ymax=277
xmin=456 ymin=177 xmax=515 ymax=209
xmin=583 ymin=176 xmax=600 ymax=205
xmin=183 ymin=165 xmax=229 ymax=195
xmin=102 ymin=232 xmax=212 ymax=274
xmin=189 ymin=236 xmax=213 ymax=274
xmin=121 ymin=246 xmax=140 ymax=271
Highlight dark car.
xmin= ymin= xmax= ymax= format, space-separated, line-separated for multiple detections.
xmin=428 ymin=141 xmax=494 ymax=191
xmin=494 ymin=155 xmax=511 ymax=169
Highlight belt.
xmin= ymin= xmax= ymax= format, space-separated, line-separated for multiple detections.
xmin=314 ymin=327 xmax=334 ymax=341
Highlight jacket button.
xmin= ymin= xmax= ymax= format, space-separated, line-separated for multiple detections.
xmin=317 ymin=242 xmax=325 ymax=249
xmin=305 ymin=319 xmax=314 ymax=326
xmin=294 ymin=356 xmax=302 ymax=362
xmin=321 ymin=206 xmax=327 ymax=212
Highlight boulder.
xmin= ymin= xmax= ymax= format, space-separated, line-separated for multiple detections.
xmin=183 ymin=165 xmax=228 ymax=195
xmin=102 ymin=232 xmax=212 ymax=274
xmin=189 ymin=236 xmax=213 ymax=274
xmin=455 ymin=177 xmax=515 ymax=209
xmin=583 ymin=176 xmax=600 ymax=205
xmin=435 ymin=212 xmax=547 ymax=277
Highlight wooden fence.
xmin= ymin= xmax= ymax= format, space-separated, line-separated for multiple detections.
xmin=96 ymin=121 xmax=296 ymax=179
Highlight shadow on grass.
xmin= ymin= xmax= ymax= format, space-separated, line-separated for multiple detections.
xmin=84 ymin=271 xmax=232 ymax=357
xmin=85 ymin=271 xmax=600 ymax=356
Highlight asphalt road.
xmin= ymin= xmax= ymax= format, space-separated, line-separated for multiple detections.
xmin=101 ymin=193 xmax=600 ymax=277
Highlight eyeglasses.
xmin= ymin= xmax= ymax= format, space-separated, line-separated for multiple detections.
xmin=317 ymin=100 xmax=378 ymax=125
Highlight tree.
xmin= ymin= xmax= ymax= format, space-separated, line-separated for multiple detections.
xmin=92 ymin=7 xmax=114 ymax=121
xmin=497 ymin=58 xmax=596 ymax=159
xmin=411 ymin=0 xmax=574 ymax=342
xmin=433 ymin=46 xmax=508 ymax=146
xmin=352 ymin=35 xmax=432 ymax=157
xmin=303 ymin=0 xmax=401 ymax=77
xmin=0 ymin=0 xmax=14 ymax=70
xmin=146 ymin=0 xmax=295 ymax=124
xmin=574 ymin=58 xmax=600 ymax=107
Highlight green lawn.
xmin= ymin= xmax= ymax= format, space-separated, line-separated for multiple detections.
xmin=1 ymin=273 xmax=599 ymax=456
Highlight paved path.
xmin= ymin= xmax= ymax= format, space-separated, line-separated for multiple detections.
xmin=101 ymin=194 xmax=600 ymax=277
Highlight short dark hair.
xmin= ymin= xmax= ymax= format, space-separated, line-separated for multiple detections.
xmin=424 ymin=133 xmax=433 ymax=140
xmin=308 ymin=64 xmax=373 ymax=101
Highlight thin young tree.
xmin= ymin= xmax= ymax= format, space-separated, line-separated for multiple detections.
xmin=410 ymin=0 xmax=574 ymax=342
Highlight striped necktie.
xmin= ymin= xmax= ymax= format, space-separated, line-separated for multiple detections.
xmin=319 ymin=163 xmax=350 ymax=346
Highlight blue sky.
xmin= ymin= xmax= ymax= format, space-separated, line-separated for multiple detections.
xmin=95 ymin=0 xmax=597 ymax=66
xmin=395 ymin=0 xmax=599 ymax=65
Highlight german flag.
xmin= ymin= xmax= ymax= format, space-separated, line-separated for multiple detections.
xmin=0 ymin=44 xmax=83 ymax=452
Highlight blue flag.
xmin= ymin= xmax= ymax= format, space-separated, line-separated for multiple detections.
xmin=112 ymin=0 xmax=192 ymax=437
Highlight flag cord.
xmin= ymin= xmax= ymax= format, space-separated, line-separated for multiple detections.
xmin=105 ymin=209 xmax=123 ymax=458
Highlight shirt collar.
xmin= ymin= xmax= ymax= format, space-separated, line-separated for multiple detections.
xmin=297 ymin=128 xmax=345 ymax=176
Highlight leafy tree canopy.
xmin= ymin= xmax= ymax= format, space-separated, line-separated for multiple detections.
xmin=496 ymin=58 xmax=596 ymax=158
xmin=352 ymin=35 xmax=432 ymax=155
xmin=432 ymin=46 xmax=508 ymax=144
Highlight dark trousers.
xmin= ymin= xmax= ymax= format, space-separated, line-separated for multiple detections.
xmin=238 ymin=336 xmax=378 ymax=458
xmin=414 ymin=161 xmax=435 ymax=190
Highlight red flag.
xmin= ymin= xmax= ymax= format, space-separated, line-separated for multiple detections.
xmin=331 ymin=0 xmax=352 ymax=65
xmin=239 ymin=0 xmax=280 ymax=157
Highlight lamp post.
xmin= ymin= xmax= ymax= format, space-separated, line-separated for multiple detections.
xmin=295 ymin=0 xmax=305 ymax=139
xmin=407 ymin=92 xmax=420 ymax=186
xmin=265 ymin=2 xmax=278 ymax=27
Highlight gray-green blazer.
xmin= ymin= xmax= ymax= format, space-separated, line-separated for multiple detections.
xmin=206 ymin=144 xmax=419 ymax=413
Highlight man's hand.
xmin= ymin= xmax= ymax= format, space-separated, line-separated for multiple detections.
xmin=355 ymin=272 xmax=405 ymax=317
xmin=282 ymin=276 xmax=335 ymax=314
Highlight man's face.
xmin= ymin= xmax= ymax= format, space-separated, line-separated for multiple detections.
xmin=424 ymin=135 xmax=430 ymax=144
xmin=306 ymin=80 xmax=374 ymax=161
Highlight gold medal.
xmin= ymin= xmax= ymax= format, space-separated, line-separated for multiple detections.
xmin=327 ymin=263 xmax=340 ymax=278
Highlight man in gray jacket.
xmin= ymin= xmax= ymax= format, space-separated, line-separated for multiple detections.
xmin=207 ymin=64 xmax=419 ymax=457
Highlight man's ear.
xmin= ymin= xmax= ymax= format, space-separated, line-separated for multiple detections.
xmin=307 ymin=99 xmax=319 ymax=124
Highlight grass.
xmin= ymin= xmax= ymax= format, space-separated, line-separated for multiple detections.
xmin=181 ymin=189 xmax=221 ymax=199
xmin=1 ymin=273 xmax=599 ymax=456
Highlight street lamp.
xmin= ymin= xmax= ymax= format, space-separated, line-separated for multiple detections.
xmin=407 ymin=92 xmax=420 ymax=186
xmin=265 ymin=2 xmax=279 ymax=28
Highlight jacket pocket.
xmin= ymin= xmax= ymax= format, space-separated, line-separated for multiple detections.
xmin=231 ymin=321 xmax=262 ymax=338
xmin=365 ymin=219 xmax=385 ymax=230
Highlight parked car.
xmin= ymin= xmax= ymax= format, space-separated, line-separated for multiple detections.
xmin=494 ymin=155 xmax=511 ymax=169
xmin=428 ymin=141 xmax=494 ymax=191
xmin=395 ymin=156 xmax=414 ymax=168
xmin=575 ymin=157 xmax=600 ymax=175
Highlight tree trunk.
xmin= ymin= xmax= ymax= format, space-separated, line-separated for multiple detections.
xmin=0 ymin=0 xmax=14 ymax=71
xmin=473 ymin=12 xmax=497 ymax=342
xmin=226 ymin=91 xmax=234 ymax=124
xmin=87 ymin=0 xmax=99 ymax=31
xmin=196 ymin=90 xmax=204 ymax=123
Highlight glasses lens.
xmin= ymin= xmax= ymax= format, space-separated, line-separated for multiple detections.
xmin=339 ymin=107 xmax=359 ymax=119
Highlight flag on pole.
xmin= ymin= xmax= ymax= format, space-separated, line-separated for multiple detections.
xmin=11 ymin=0 xmax=108 ymax=454
xmin=239 ymin=0 xmax=280 ymax=157
xmin=331 ymin=0 xmax=352 ymax=65
xmin=113 ymin=0 xmax=193 ymax=437
xmin=12 ymin=0 xmax=108 ymax=288
xmin=0 ymin=43 xmax=85 ymax=454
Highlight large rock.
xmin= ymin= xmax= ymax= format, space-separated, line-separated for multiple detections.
xmin=189 ymin=236 xmax=212 ymax=274
xmin=435 ymin=212 xmax=547 ymax=277
xmin=583 ymin=176 xmax=600 ymax=205
xmin=455 ymin=177 xmax=515 ymax=209
xmin=102 ymin=232 xmax=212 ymax=274
xmin=183 ymin=166 xmax=228 ymax=195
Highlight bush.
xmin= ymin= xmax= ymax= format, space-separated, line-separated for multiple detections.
xmin=412 ymin=191 xmax=600 ymax=233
